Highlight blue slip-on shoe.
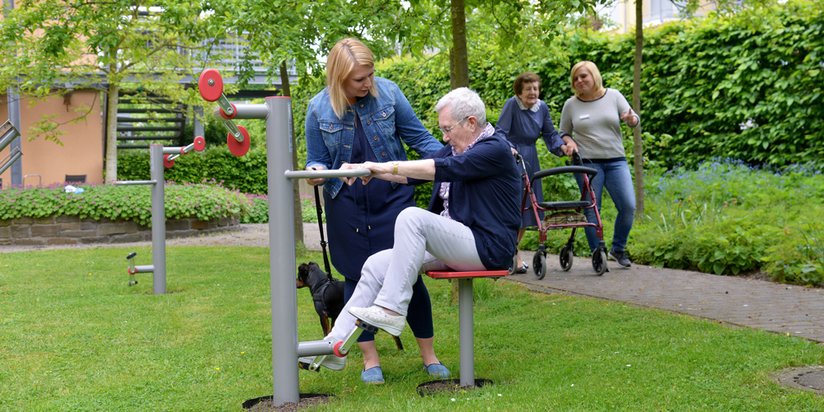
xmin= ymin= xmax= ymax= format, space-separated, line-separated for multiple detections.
xmin=361 ymin=366 xmax=385 ymax=384
xmin=424 ymin=362 xmax=451 ymax=379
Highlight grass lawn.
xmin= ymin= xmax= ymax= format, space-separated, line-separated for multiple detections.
xmin=1 ymin=246 xmax=823 ymax=411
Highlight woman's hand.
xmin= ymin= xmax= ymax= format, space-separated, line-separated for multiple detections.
xmin=305 ymin=165 xmax=327 ymax=186
xmin=621 ymin=109 xmax=638 ymax=127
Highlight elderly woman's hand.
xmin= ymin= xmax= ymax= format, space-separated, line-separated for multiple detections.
xmin=339 ymin=162 xmax=375 ymax=186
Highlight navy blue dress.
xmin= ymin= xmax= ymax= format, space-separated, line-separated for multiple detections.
xmin=496 ymin=97 xmax=565 ymax=228
xmin=323 ymin=113 xmax=433 ymax=340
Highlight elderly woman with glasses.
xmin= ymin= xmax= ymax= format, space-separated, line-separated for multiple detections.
xmin=496 ymin=71 xmax=577 ymax=273
xmin=302 ymin=87 xmax=521 ymax=381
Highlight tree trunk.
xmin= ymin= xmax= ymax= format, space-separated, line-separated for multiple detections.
xmin=104 ymin=83 xmax=119 ymax=183
xmin=632 ymin=0 xmax=645 ymax=216
xmin=280 ymin=61 xmax=305 ymax=249
xmin=449 ymin=0 xmax=469 ymax=89
xmin=449 ymin=0 xmax=469 ymax=303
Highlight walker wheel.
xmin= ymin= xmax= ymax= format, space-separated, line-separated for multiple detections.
xmin=198 ymin=69 xmax=223 ymax=102
xmin=193 ymin=135 xmax=206 ymax=152
xmin=560 ymin=245 xmax=574 ymax=272
xmin=333 ymin=340 xmax=346 ymax=357
xmin=533 ymin=250 xmax=547 ymax=280
xmin=592 ymin=248 xmax=608 ymax=276
xmin=163 ymin=154 xmax=175 ymax=169
xmin=227 ymin=125 xmax=251 ymax=157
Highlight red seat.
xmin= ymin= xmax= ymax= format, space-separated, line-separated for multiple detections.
xmin=426 ymin=270 xmax=509 ymax=280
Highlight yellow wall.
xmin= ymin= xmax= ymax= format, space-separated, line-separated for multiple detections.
xmin=1 ymin=90 xmax=104 ymax=188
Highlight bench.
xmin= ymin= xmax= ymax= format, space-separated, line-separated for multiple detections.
xmin=425 ymin=269 xmax=510 ymax=387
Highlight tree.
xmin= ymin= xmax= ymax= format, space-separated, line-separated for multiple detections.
xmin=450 ymin=0 xmax=469 ymax=89
xmin=0 ymin=0 xmax=230 ymax=182
xmin=632 ymin=0 xmax=645 ymax=216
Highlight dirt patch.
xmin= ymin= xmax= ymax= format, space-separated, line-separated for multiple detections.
xmin=416 ymin=378 xmax=493 ymax=396
xmin=243 ymin=394 xmax=332 ymax=411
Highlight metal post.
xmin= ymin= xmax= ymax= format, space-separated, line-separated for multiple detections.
xmin=194 ymin=107 xmax=204 ymax=140
xmin=265 ymin=96 xmax=299 ymax=405
xmin=149 ymin=145 xmax=166 ymax=294
xmin=459 ymin=278 xmax=475 ymax=387
xmin=4 ymin=0 xmax=22 ymax=187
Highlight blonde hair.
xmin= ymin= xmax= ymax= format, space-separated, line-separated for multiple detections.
xmin=570 ymin=60 xmax=605 ymax=98
xmin=326 ymin=38 xmax=378 ymax=118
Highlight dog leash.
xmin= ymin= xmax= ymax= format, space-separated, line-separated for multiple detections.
xmin=313 ymin=185 xmax=334 ymax=281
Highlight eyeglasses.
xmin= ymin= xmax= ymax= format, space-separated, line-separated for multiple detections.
xmin=439 ymin=116 xmax=469 ymax=135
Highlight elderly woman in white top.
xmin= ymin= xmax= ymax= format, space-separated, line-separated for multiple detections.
xmin=559 ymin=60 xmax=638 ymax=268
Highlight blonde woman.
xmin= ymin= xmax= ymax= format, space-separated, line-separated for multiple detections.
xmin=559 ymin=61 xmax=638 ymax=268
xmin=303 ymin=38 xmax=447 ymax=384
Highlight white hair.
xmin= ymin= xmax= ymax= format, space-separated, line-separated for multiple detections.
xmin=435 ymin=87 xmax=486 ymax=126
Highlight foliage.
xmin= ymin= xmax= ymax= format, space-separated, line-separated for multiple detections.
xmin=118 ymin=146 xmax=270 ymax=195
xmin=2 ymin=247 xmax=824 ymax=410
xmin=627 ymin=0 xmax=824 ymax=169
xmin=368 ymin=0 xmax=823 ymax=172
xmin=238 ymin=194 xmax=269 ymax=224
xmin=237 ymin=195 xmax=321 ymax=225
xmin=0 ymin=0 xmax=234 ymax=179
xmin=0 ymin=183 xmax=249 ymax=227
xmin=632 ymin=160 xmax=823 ymax=285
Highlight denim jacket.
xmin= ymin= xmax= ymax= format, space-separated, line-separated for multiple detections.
xmin=305 ymin=77 xmax=443 ymax=198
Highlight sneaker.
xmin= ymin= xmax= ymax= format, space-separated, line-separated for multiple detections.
xmin=609 ymin=249 xmax=632 ymax=268
xmin=424 ymin=362 xmax=451 ymax=379
xmin=514 ymin=261 xmax=528 ymax=274
xmin=349 ymin=305 xmax=405 ymax=337
xmin=361 ymin=366 xmax=385 ymax=384
xmin=298 ymin=354 xmax=346 ymax=371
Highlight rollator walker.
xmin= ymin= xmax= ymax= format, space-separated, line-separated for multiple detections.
xmin=518 ymin=152 xmax=608 ymax=279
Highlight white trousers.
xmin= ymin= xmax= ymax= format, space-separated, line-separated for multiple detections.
xmin=328 ymin=207 xmax=484 ymax=341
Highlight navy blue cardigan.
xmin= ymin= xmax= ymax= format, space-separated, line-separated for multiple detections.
xmin=413 ymin=131 xmax=521 ymax=270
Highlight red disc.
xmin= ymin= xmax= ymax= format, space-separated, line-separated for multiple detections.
xmin=227 ymin=125 xmax=251 ymax=157
xmin=219 ymin=103 xmax=238 ymax=120
xmin=198 ymin=69 xmax=223 ymax=102
xmin=333 ymin=340 xmax=346 ymax=357
xmin=163 ymin=154 xmax=175 ymax=169
xmin=193 ymin=136 xmax=206 ymax=152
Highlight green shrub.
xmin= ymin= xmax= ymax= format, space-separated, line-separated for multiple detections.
xmin=238 ymin=194 xmax=269 ymax=224
xmin=633 ymin=160 xmax=823 ymax=285
xmin=0 ymin=183 xmax=250 ymax=227
xmin=118 ymin=146 xmax=269 ymax=194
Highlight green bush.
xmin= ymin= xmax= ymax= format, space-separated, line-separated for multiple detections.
xmin=0 ymin=183 xmax=250 ymax=227
xmin=633 ymin=160 xmax=824 ymax=285
xmin=240 ymin=195 xmax=323 ymax=224
xmin=118 ymin=146 xmax=269 ymax=195
xmin=375 ymin=0 xmax=823 ymax=171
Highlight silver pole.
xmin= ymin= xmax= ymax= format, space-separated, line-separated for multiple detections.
xmin=149 ymin=145 xmax=166 ymax=294
xmin=265 ymin=97 xmax=299 ymax=406
xmin=459 ymin=278 xmax=475 ymax=387
xmin=5 ymin=0 xmax=22 ymax=187
xmin=193 ymin=107 xmax=204 ymax=140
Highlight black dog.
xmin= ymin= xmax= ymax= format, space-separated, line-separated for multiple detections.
xmin=297 ymin=262 xmax=403 ymax=350
xmin=297 ymin=262 xmax=345 ymax=336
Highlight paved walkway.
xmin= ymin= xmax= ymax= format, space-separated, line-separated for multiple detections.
xmin=303 ymin=222 xmax=824 ymax=343
xmin=505 ymin=254 xmax=824 ymax=343
xmin=4 ymin=223 xmax=823 ymax=343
